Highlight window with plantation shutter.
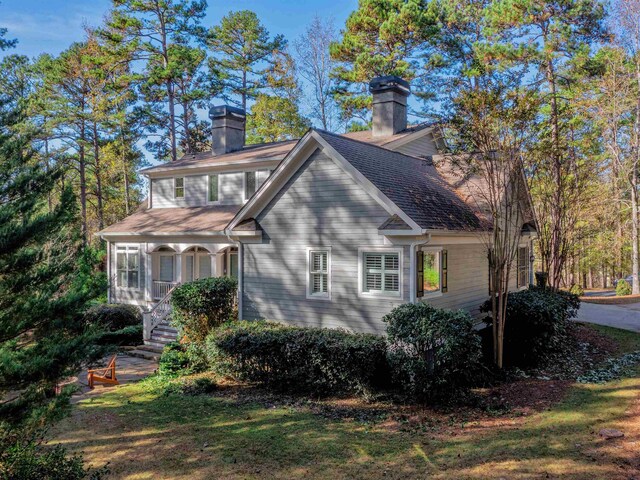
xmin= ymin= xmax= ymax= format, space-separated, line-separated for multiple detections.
xmin=308 ymin=248 xmax=330 ymax=299
xmin=362 ymin=252 xmax=400 ymax=296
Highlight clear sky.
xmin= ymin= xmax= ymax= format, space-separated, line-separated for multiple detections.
xmin=0 ymin=0 xmax=357 ymax=59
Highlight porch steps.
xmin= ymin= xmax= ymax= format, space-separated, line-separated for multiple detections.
xmin=127 ymin=345 xmax=162 ymax=362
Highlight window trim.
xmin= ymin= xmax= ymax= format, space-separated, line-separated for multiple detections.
xmin=115 ymin=244 xmax=141 ymax=290
xmin=358 ymin=247 xmax=403 ymax=299
xmin=420 ymin=246 xmax=444 ymax=299
xmin=207 ymin=174 xmax=220 ymax=204
xmin=174 ymin=177 xmax=185 ymax=199
xmin=158 ymin=253 xmax=175 ymax=283
xmin=306 ymin=247 xmax=331 ymax=300
xmin=517 ymin=244 xmax=529 ymax=289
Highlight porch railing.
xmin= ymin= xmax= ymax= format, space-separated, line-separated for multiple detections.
xmin=143 ymin=283 xmax=180 ymax=341
xmin=153 ymin=281 xmax=178 ymax=300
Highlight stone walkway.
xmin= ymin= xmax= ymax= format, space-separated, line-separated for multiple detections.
xmin=64 ymin=353 xmax=158 ymax=401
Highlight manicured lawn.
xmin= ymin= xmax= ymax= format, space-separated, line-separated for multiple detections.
xmin=51 ymin=325 xmax=640 ymax=480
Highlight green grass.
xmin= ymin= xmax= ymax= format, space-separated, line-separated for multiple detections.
xmin=587 ymin=324 xmax=640 ymax=353
xmin=50 ymin=326 xmax=640 ymax=480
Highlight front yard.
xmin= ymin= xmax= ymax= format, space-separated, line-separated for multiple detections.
xmin=50 ymin=324 xmax=640 ymax=480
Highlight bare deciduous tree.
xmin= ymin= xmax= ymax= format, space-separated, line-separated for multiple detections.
xmin=294 ymin=15 xmax=341 ymax=131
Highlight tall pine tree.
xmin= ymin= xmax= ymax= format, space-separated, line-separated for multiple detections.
xmin=0 ymin=102 xmax=107 ymax=478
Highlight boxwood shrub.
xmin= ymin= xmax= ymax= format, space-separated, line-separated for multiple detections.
xmin=480 ymin=286 xmax=580 ymax=367
xmin=83 ymin=303 xmax=143 ymax=345
xmin=206 ymin=321 xmax=389 ymax=397
xmin=383 ymin=303 xmax=482 ymax=401
xmin=171 ymin=277 xmax=237 ymax=343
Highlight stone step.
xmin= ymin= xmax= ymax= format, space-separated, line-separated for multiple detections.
xmin=144 ymin=339 xmax=173 ymax=349
xmin=138 ymin=344 xmax=164 ymax=353
xmin=151 ymin=332 xmax=177 ymax=342
xmin=154 ymin=326 xmax=178 ymax=334
xmin=127 ymin=349 xmax=162 ymax=362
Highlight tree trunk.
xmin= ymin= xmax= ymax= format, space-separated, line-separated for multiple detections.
xmin=182 ymin=100 xmax=191 ymax=154
xmin=92 ymin=122 xmax=104 ymax=232
xmin=167 ymin=79 xmax=177 ymax=162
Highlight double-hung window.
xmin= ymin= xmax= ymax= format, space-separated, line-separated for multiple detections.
xmin=361 ymin=250 xmax=401 ymax=297
xmin=308 ymin=248 xmax=330 ymax=299
xmin=174 ymin=177 xmax=185 ymax=199
xmin=517 ymin=245 xmax=529 ymax=288
xmin=208 ymin=174 xmax=219 ymax=202
xmin=116 ymin=245 xmax=140 ymax=289
xmin=244 ymin=171 xmax=256 ymax=200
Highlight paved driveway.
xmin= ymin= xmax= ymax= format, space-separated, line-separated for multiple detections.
xmin=577 ymin=301 xmax=640 ymax=333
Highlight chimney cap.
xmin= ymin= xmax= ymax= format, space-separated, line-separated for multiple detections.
xmin=369 ymin=76 xmax=410 ymax=96
xmin=209 ymin=105 xmax=246 ymax=120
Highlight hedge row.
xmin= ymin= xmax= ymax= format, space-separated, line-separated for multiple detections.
xmin=206 ymin=322 xmax=389 ymax=396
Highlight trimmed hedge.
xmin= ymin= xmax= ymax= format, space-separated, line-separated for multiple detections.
xmin=206 ymin=321 xmax=388 ymax=397
xmin=84 ymin=303 xmax=141 ymax=330
xmin=83 ymin=303 xmax=142 ymax=345
xmin=171 ymin=277 xmax=237 ymax=343
xmin=480 ymin=286 xmax=580 ymax=367
xmin=383 ymin=303 xmax=482 ymax=400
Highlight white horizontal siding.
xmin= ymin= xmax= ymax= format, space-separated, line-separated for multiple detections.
xmin=243 ymin=149 xmax=410 ymax=335
xmin=151 ymin=170 xmax=272 ymax=208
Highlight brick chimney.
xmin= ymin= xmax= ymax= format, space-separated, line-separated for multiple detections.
xmin=209 ymin=105 xmax=246 ymax=155
xmin=369 ymin=76 xmax=410 ymax=138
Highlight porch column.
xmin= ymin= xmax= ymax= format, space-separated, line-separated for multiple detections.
xmin=176 ymin=253 xmax=183 ymax=284
xmin=145 ymin=244 xmax=152 ymax=304
xmin=238 ymin=243 xmax=243 ymax=320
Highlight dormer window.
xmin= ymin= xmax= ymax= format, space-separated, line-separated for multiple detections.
xmin=174 ymin=177 xmax=185 ymax=199
xmin=244 ymin=171 xmax=256 ymax=200
xmin=208 ymin=174 xmax=219 ymax=202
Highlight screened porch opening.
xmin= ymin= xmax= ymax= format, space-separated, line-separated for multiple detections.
xmin=152 ymin=246 xmax=177 ymax=300
xmin=183 ymin=246 xmax=213 ymax=283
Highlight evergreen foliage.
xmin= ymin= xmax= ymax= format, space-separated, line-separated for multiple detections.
xmin=0 ymin=103 xmax=108 ymax=478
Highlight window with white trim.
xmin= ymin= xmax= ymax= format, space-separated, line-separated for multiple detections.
xmin=174 ymin=177 xmax=185 ymax=199
xmin=244 ymin=171 xmax=256 ymax=200
xmin=116 ymin=246 xmax=140 ymax=288
xmin=517 ymin=245 xmax=529 ymax=288
xmin=308 ymin=249 xmax=330 ymax=298
xmin=208 ymin=174 xmax=219 ymax=202
xmin=363 ymin=251 xmax=400 ymax=295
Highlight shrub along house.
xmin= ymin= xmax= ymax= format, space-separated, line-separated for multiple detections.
xmin=99 ymin=76 xmax=537 ymax=350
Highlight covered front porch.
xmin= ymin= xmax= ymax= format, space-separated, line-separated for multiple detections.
xmin=149 ymin=244 xmax=238 ymax=301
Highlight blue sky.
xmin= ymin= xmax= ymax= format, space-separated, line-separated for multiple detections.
xmin=0 ymin=0 xmax=356 ymax=59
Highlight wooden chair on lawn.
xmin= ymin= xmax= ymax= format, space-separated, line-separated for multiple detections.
xmin=87 ymin=354 xmax=120 ymax=389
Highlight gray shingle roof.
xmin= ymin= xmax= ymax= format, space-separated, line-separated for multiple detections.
xmin=316 ymin=130 xmax=487 ymax=232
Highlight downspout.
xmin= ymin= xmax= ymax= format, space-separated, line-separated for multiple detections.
xmin=106 ymin=239 xmax=111 ymax=304
xmin=225 ymin=228 xmax=243 ymax=321
xmin=409 ymin=234 xmax=432 ymax=303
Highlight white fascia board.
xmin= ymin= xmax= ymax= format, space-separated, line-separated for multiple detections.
xmin=378 ymin=229 xmax=425 ymax=236
xmin=310 ymin=131 xmax=422 ymax=232
xmin=226 ymin=131 xmax=318 ymax=232
xmin=100 ymin=230 xmax=228 ymax=238
xmin=143 ymin=158 xmax=284 ymax=178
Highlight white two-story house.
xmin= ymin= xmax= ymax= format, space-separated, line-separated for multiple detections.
xmin=99 ymin=76 xmax=536 ymax=349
